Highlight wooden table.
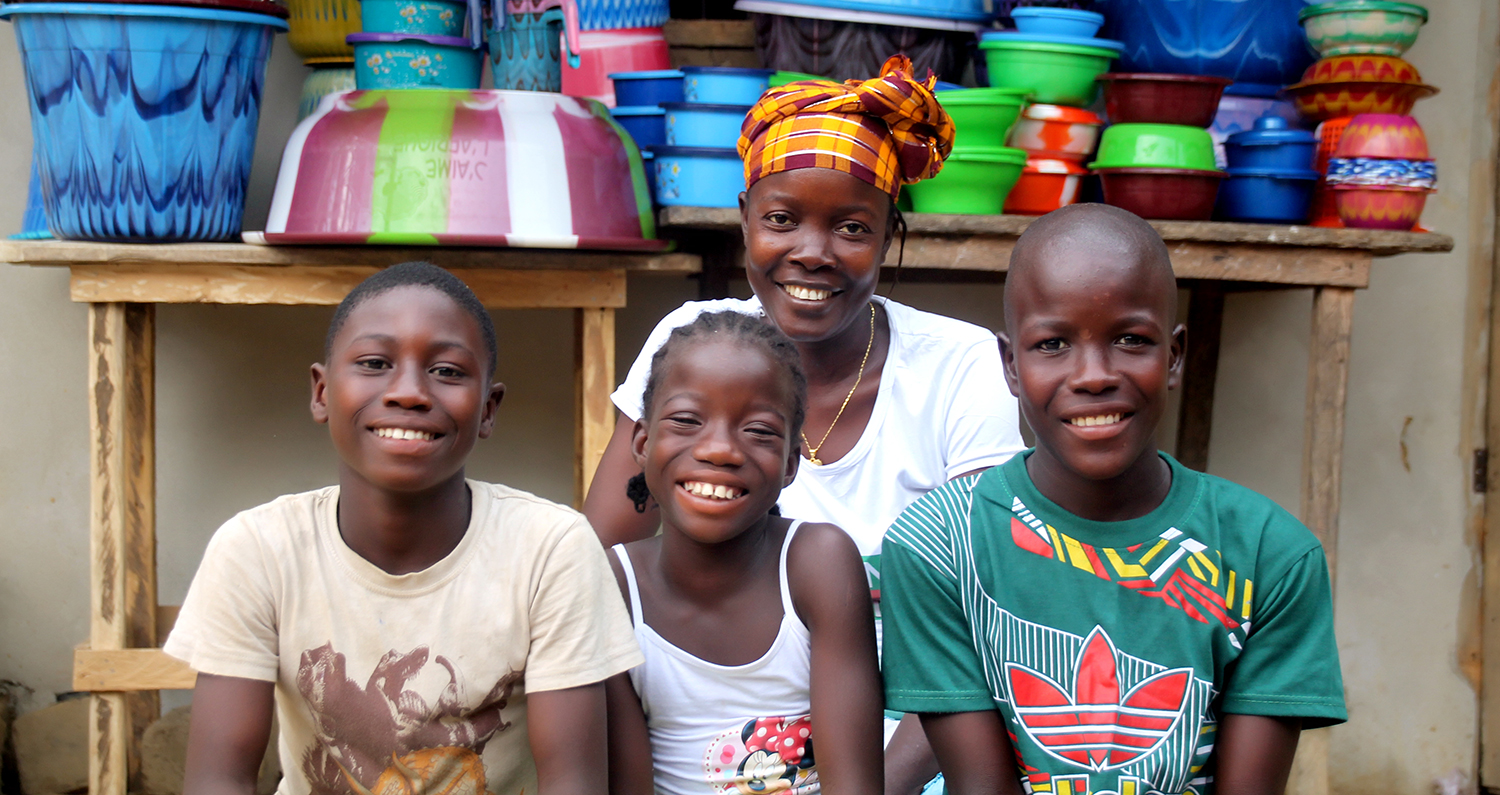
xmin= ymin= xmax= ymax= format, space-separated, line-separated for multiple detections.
xmin=0 ymin=239 xmax=701 ymax=795
xmin=658 ymin=207 xmax=1454 ymax=795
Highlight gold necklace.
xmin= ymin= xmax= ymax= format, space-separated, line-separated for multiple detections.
xmin=801 ymin=303 xmax=876 ymax=466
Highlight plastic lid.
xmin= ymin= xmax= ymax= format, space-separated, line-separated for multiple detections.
xmin=680 ymin=66 xmax=776 ymax=76
xmin=348 ymin=31 xmax=474 ymax=47
xmin=1226 ymin=167 xmax=1320 ymax=180
xmin=1010 ymin=7 xmax=1103 ymax=23
xmin=977 ymin=33 xmax=1123 ymax=56
xmin=1226 ymin=116 xmax=1317 ymax=146
xmin=660 ymin=102 xmax=754 ymax=112
xmin=608 ymin=70 xmax=685 ymax=80
xmin=648 ymin=146 xmax=743 ymax=159
xmin=611 ymin=105 xmax=666 ymax=116
xmin=1021 ymin=103 xmax=1103 ymax=124
xmin=1299 ymin=0 xmax=1428 ymax=24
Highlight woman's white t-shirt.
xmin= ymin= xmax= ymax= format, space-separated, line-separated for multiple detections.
xmin=612 ymin=295 xmax=1026 ymax=570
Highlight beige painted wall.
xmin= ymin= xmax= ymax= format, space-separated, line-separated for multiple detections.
xmin=0 ymin=2 xmax=1493 ymax=791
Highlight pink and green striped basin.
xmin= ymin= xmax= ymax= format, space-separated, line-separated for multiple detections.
xmin=260 ymin=89 xmax=662 ymax=249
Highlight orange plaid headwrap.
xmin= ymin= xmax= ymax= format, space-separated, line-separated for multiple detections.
xmin=737 ymin=55 xmax=956 ymax=199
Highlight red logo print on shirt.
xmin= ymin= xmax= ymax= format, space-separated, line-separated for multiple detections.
xmin=1006 ymin=628 xmax=1191 ymax=772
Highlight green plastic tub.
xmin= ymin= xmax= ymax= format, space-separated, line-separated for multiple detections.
xmin=937 ymin=88 xmax=1030 ymax=148
xmin=978 ymin=38 xmax=1116 ymax=106
xmin=905 ymin=146 xmax=1027 ymax=215
xmin=1090 ymin=123 xmax=1220 ymax=171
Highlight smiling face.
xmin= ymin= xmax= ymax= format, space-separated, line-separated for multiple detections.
xmin=632 ymin=337 xmax=800 ymax=545
xmin=311 ymin=286 xmax=504 ymax=495
xmin=1001 ymin=238 xmax=1183 ymax=483
xmin=740 ymin=168 xmax=895 ymax=343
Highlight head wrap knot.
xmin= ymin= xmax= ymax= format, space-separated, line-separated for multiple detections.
xmin=737 ymin=55 xmax=956 ymax=198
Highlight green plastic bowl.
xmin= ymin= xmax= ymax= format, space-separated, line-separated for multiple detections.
xmin=906 ymin=146 xmax=1027 ymax=215
xmin=978 ymin=38 xmax=1116 ymax=106
xmin=1299 ymin=1 xmax=1428 ymax=57
xmin=1089 ymin=123 xmax=1220 ymax=171
xmin=937 ymin=88 xmax=1030 ymax=148
xmin=769 ymin=70 xmax=824 ymax=87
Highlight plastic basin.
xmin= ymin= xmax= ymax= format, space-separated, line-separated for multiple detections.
xmin=561 ymin=26 xmax=670 ymax=106
xmin=663 ymin=102 xmax=751 ymax=148
xmin=1004 ymin=157 xmax=1088 ymax=215
xmin=682 ymin=66 xmax=775 ymax=106
xmin=1217 ymin=168 xmax=1318 ymax=223
xmin=651 ymin=146 xmax=743 ymax=208
xmin=2 ymin=2 xmax=286 ymax=241
xmin=609 ymin=69 xmax=684 ymax=105
xmin=1098 ymin=72 xmax=1232 ymax=127
xmin=1091 ymin=123 xmax=1219 ymax=171
xmin=1333 ymin=184 xmax=1430 ymax=230
xmin=1300 ymin=0 xmax=1428 ymax=57
xmin=359 ymin=0 xmax=465 ymax=36
xmin=979 ymin=36 xmax=1117 ymax=107
xmin=612 ymin=105 xmax=667 ymax=148
xmin=1097 ymin=167 xmax=1225 ymax=220
xmin=1008 ymin=103 xmax=1102 ymax=160
xmin=904 ymin=146 xmax=1026 ymax=215
xmin=1098 ymin=0 xmax=1316 ymax=86
xmin=1011 ymin=7 xmax=1103 ymax=38
xmin=349 ymin=32 xmax=482 ymax=88
xmin=1334 ymin=112 xmax=1429 ymax=158
xmin=936 ymin=88 xmax=1028 ymax=148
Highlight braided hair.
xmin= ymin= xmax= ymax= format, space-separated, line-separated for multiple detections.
xmin=627 ymin=310 xmax=808 ymax=512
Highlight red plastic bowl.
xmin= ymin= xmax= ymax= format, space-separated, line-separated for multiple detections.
xmin=1097 ymin=167 xmax=1226 ymax=220
xmin=1004 ymin=158 xmax=1088 ymax=215
xmin=1333 ymin=185 xmax=1431 ymax=230
xmin=1099 ymin=73 xmax=1233 ymax=127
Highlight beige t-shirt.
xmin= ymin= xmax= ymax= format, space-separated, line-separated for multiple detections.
xmin=165 ymin=480 xmax=643 ymax=795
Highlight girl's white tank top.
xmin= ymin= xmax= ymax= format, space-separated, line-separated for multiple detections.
xmin=613 ymin=521 xmax=819 ymax=795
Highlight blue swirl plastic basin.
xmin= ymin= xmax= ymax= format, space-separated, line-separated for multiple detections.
xmin=612 ymin=105 xmax=667 ymax=148
xmin=650 ymin=146 xmax=742 ymax=207
xmin=349 ymin=31 xmax=481 ymax=88
xmin=1011 ymin=7 xmax=1104 ymax=38
xmin=682 ymin=66 xmax=774 ymax=106
xmin=1098 ymin=0 xmax=1317 ymax=86
xmin=1217 ymin=168 xmax=1318 ymax=223
xmin=610 ymin=69 xmax=684 ymax=106
xmin=1 ymin=2 xmax=286 ymax=242
xmin=359 ymin=0 xmax=466 ymax=36
xmin=663 ymin=102 xmax=751 ymax=148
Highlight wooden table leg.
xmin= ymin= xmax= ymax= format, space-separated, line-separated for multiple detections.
xmin=86 ymin=303 xmax=158 ymax=795
xmin=576 ymin=308 xmax=617 ymax=506
xmin=1286 ymin=285 xmax=1356 ymax=795
xmin=1175 ymin=282 xmax=1226 ymax=471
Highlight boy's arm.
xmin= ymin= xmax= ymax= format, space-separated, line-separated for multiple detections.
xmin=604 ymin=673 xmax=654 ymax=795
xmin=788 ymin=522 xmax=885 ymax=795
xmin=1214 ymin=715 xmax=1301 ymax=795
xmin=918 ymin=711 xmax=1024 ymax=795
xmin=183 ymin=674 xmax=275 ymax=795
xmin=529 ymin=683 xmax=609 ymax=795
xmin=884 ymin=714 xmax=941 ymax=795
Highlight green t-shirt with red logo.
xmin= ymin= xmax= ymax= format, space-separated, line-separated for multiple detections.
xmin=881 ymin=451 xmax=1346 ymax=795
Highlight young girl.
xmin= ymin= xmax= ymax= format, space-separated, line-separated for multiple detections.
xmin=605 ymin=311 xmax=883 ymax=795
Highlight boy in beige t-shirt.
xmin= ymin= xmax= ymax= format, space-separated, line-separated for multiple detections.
xmin=165 ymin=262 xmax=642 ymax=795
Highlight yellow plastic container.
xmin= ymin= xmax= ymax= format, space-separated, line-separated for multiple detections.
xmin=287 ymin=0 xmax=362 ymax=64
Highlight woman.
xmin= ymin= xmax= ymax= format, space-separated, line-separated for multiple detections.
xmin=585 ymin=56 xmax=1025 ymax=795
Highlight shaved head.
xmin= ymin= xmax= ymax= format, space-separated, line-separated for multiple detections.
xmin=1004 ymin=204 xmax=1175 ymax=331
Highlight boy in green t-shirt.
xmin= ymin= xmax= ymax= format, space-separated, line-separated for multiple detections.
xmin=880 ymin=204 xmax=1346 ymax=795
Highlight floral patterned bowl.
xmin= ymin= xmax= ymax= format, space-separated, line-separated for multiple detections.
xmin=348 ymin=32 xmax=481 ymax=88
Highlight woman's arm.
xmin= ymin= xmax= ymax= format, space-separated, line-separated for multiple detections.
xmin=183 ymin=674 xmax=276 ymax=795
xmin=584 ymin=414 xmax=660 ymax=546
xmin=918 ymin=711 xmax=1023 ymax=795
xmin=530 ymin=683 xmax=610 ymax=795
xmin=1214 ymin=715 xmax=1301 ymax=795
xmin=605 ymin=673 xmax=654 ymax=795
xmin=788 ymin=522 xmax=884 ymax=795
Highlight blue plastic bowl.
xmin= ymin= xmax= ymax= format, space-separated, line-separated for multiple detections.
xmin=663 ymin=102 xmax=751 ymax=148
xmin=1 ymin=2 xmax=286 ymax=242
xmin=1011 ymin=7 xmax=1104 ymax=38
xmin=1217 ymin=168 xmax=1318 ymax=223
xmin=1098 ymin=0 xmax=1317 ymax=86
xmin=359 ymin=0 xmax=466 ymax=36
xmin=682 ymin=66 xmax=774 ymax=106
xmin=1223 ymin=116 xmax=1316 ymax=171
xmin=349 ymin=32 xmax=481 ymax=88
xmin=612 ymin=105 xmax=667 ymax=149
xmin=610 ymin=69 xmax=685 ymax=106
xmin=650 ymin=146 xmax=742 ymax=207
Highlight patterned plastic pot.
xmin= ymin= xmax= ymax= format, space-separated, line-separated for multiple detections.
xmin=288 ymin=0 xmax=361 ymax=62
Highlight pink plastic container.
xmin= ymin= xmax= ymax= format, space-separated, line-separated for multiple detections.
xmin=560 ymin=26 xmax=670 ymax=106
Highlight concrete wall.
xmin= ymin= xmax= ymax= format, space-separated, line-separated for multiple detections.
xmin=0 ymin=2 xmax=1494 ymax=791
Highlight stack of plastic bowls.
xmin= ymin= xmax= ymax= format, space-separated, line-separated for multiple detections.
xmin=652 ymin=67 xmax=771 ymax=208
xmin=905 ymin=87 xmax=1028 ymax=215
xmin=349 ymin=0 xmax=482 ymax=88
xmin=609 ymin=70 xmax=684 ymax=150
xmin=1325 ymin=113 xmax=1435 ymax=230
xmin=1004 ymin=103 xmax=1103 ymax=215
xmin=1089 ymin=123 xmax=1226 ymax=220
xmin=979 ymin=8 xmax=1121 ymax=107
xmin=1217 ymin=116 xmax=1319 ymax=223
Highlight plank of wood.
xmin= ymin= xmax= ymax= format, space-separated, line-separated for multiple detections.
xmin=68 ymin=265 xmax=630 ymax=308
xmin=1300 ymin=286 xmax=1355 ymax=579
xmin=663 ymin=19 xmax=757 ymax=48
xmin=1175 ymin=283 xmax=1225 ymax=471
xmin=2 ymin=239 xmax=701 ymax=273
xmin=575 ymin=309 xmax=616 ymax=505
xmin=670 ymin=48 xmax=763 ymax=68
xmin=75 ymin=648 xmax=198 ymax=691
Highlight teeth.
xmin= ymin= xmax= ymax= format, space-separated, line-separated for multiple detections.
xmin=783 ymin=284 xmax=833 ymax=301
xmin=683 ymin=481 xmax=744 ymax=500
xmin=1069 ymin=414 xmax=1122 ymax=427
xmin=374 ymin=427 xmax=436 ymax=441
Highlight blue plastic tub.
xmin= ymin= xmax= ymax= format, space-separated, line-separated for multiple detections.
xmin=1 ymin=2 xmax=286 ymax=241
xmin=610 ymin=69 xmax=684 ymax=106
xmin=349 ymin=32 xmax=481 ymax=88
xmin=1011 ymin=7 xmax=1104 ymax=38
xmin=1223 ymin=116 xmax=1316 ymax=172
xmin=682 ymin=66 xmax=774 ymax=106
xmin=1098 ymin=0 xmax=1317 ymax=86
xmin=641 ymin=149 xmax=657 ymax=203
xmin=663 ymin=102 xmax=751 ymax=148
xmin=359 ymin=0 xmax=466 ymax=36
xmin=651 ymin=146 xmax=742 ymax=207
xmin=612 ymin=105 xmax=667 ymax=149
xmin=1217 ymin=168 xmax=1318 ymax=223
